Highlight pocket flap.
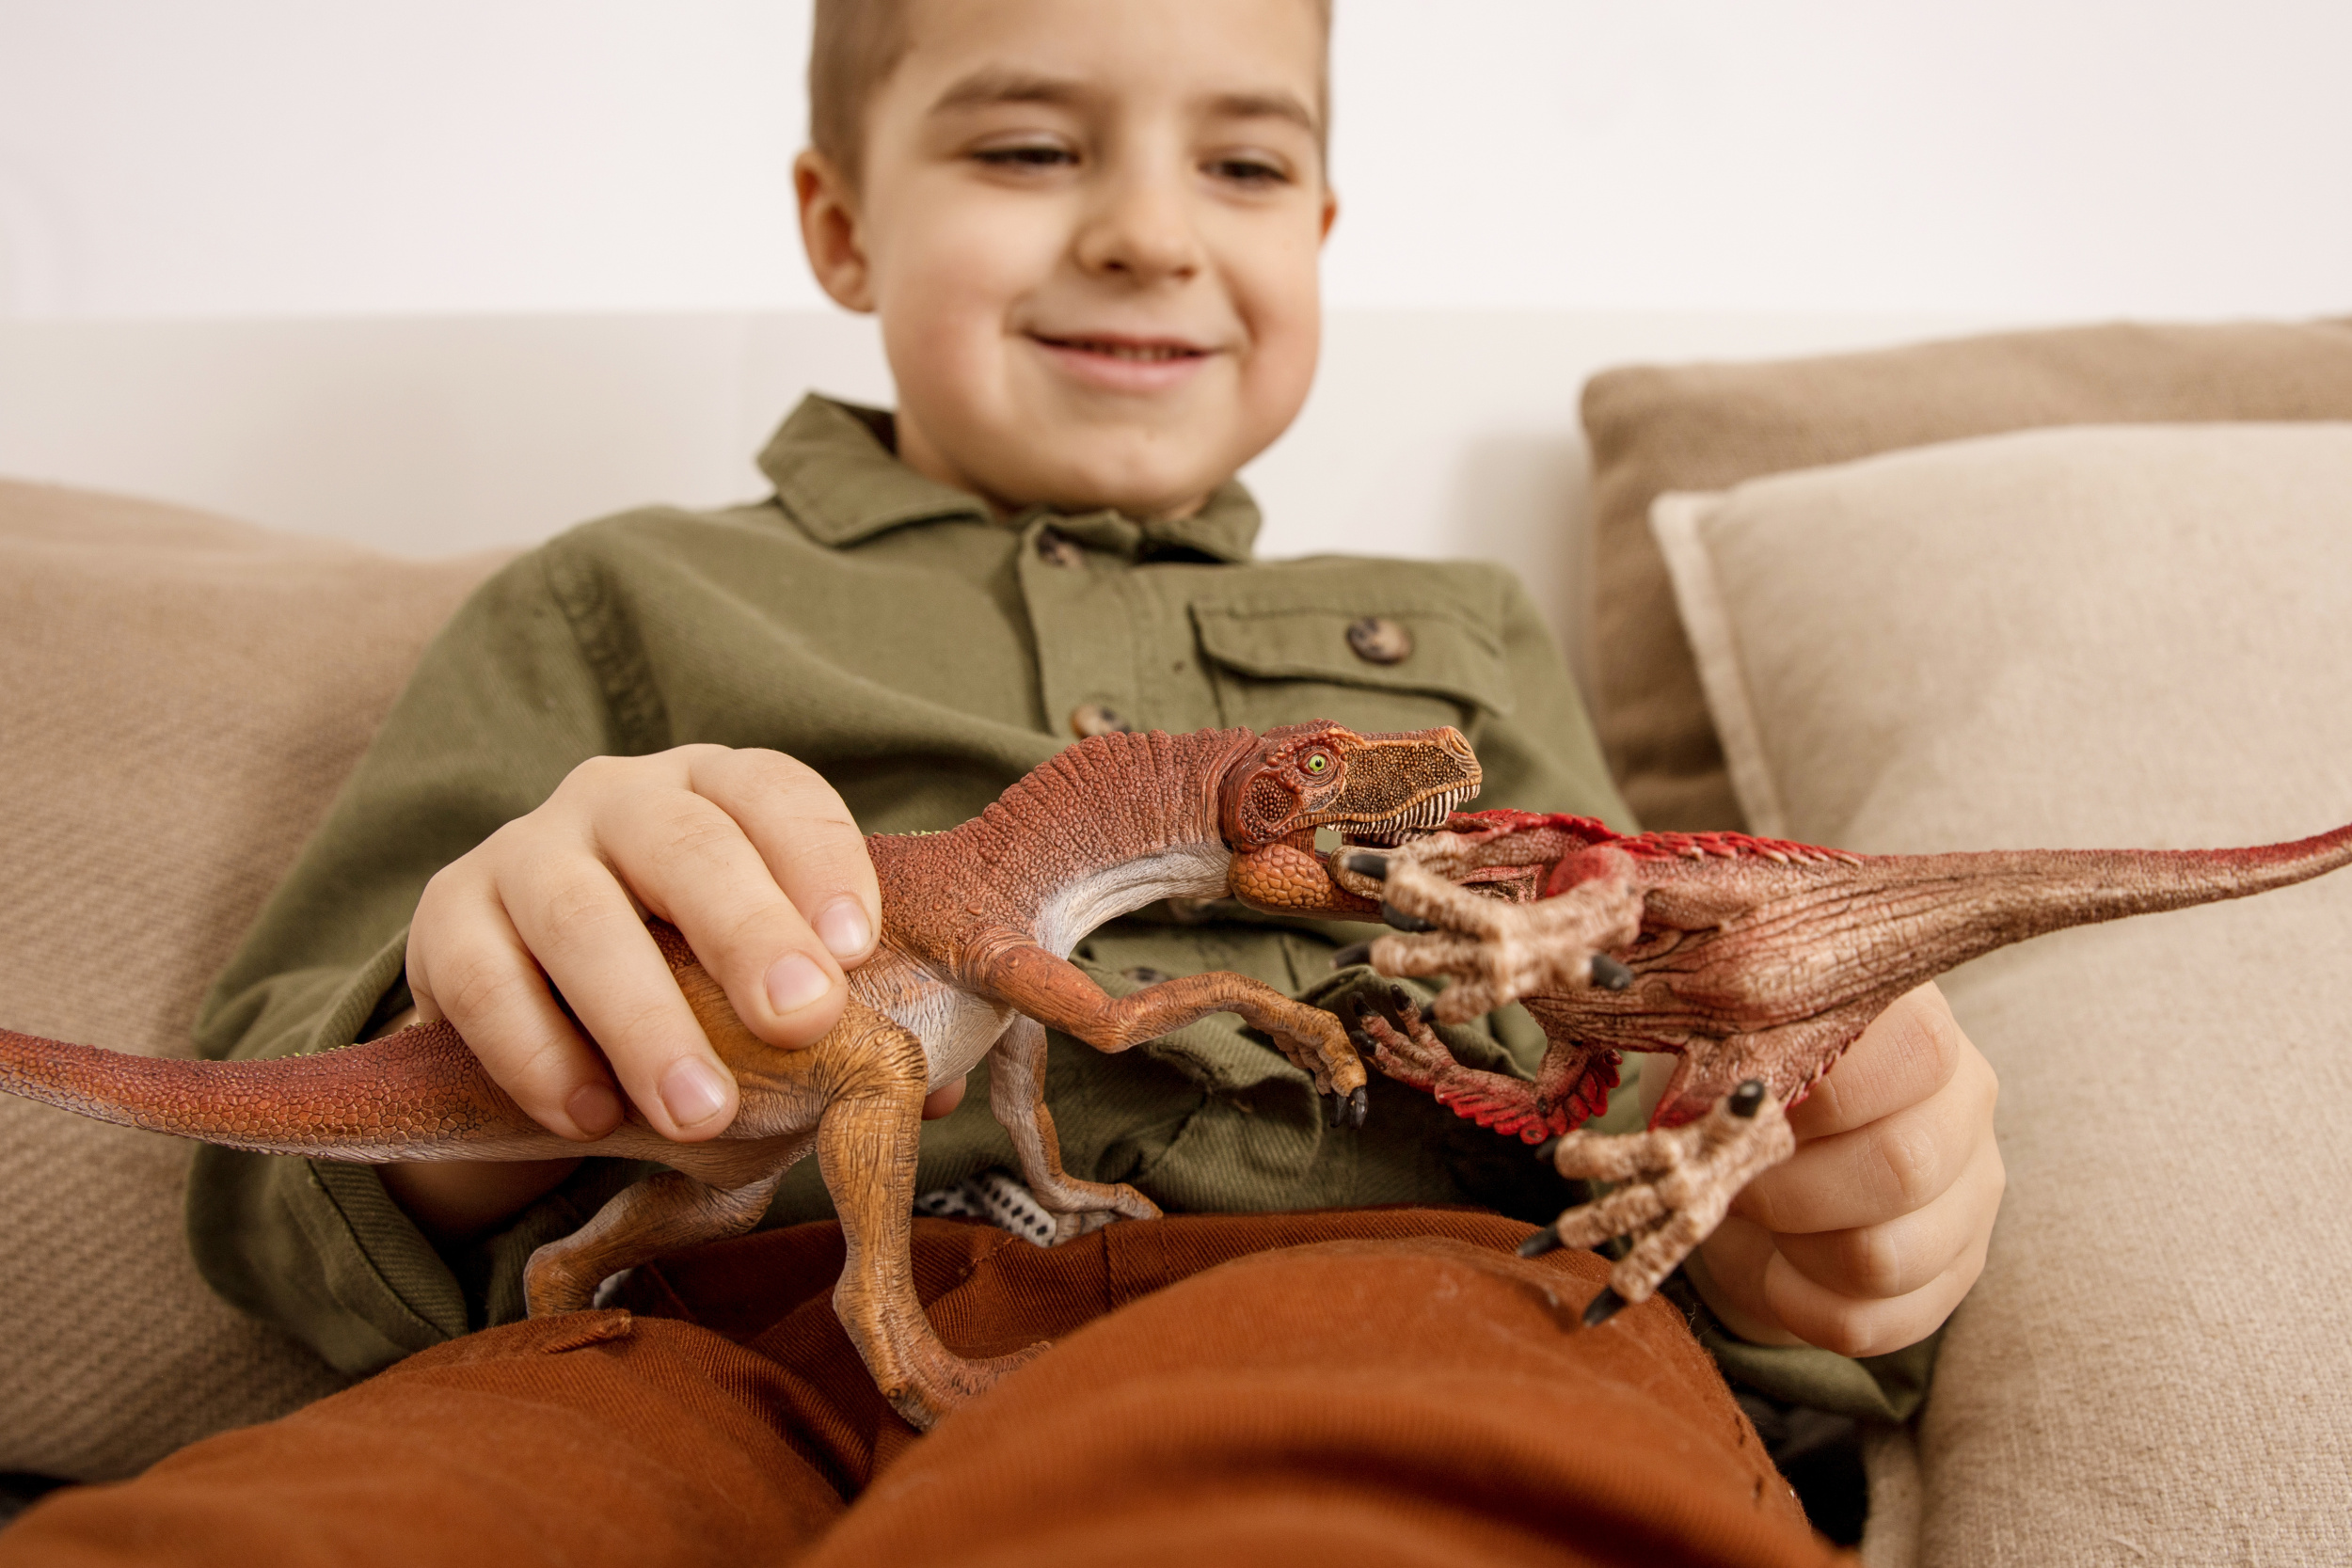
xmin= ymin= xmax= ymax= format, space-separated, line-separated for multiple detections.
xmin=1190 ymin=601 xmax=1514 ymax=717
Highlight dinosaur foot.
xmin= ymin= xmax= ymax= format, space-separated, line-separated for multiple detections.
xmin=917 ymin=1167 xmax=1161 ymax=1246
xmin=876 ymin=1335 xmax=1049 ymax=1431
xmin=1331 ymin=848 xmax=1644 ymax=1023
xmin=1517 ymin=1081 xmax=1797 ymax=1323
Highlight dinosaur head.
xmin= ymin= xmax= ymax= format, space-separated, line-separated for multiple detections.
xmin=1219 ymin=721 xmax=1481 ymax=917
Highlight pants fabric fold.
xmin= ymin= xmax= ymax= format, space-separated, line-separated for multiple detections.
xmin=5 ymin=1208 xmax=1841 ymax=1567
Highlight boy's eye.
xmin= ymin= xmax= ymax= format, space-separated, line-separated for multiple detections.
xmin=1204 ymin=155 xmax=1290 ymax=188
xmin=973 ymin=143 xmax=1078 ymax=170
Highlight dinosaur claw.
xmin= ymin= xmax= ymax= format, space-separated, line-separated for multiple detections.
xmin=1533 ymin=1135 xmax=1562 ymax=1165
xmin=1516 ymin=1225 xmax=1564 ymax=1259
xmin=1590 ymin=954 xmax=1633 ymax=990
xmin=1339 ymin=850 xmax=1391 ymax=881
xmin=1327 ymin=1090 xmax=1345 ymax=1128
xmin=1380 ymin=900 xmax=1437 ymax=933
xmin=1348 ymin=1085 xmax=1368 ymax=1128
xmin=1581 ymin=1288 xmax=1628 ymax=1328
xmin=1729 ymin=1080 xmax=1767 ymax=1119
xmin=1330 ymin=940 xmax=1375 ymax=971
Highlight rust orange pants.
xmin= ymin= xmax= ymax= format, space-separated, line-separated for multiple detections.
xmin=5 ymin=1209 xmax=1842 ymax=1567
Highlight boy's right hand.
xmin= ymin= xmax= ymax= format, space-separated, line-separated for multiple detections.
xmin=405 ymin=745 xmax=882 ymax=1145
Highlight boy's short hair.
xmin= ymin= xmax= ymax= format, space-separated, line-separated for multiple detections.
xmin=808 ymin=0 xmax=1333 ymax=187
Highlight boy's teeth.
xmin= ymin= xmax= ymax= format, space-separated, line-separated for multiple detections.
xmin=1066 ymin=340 xmax=1191 ymax=361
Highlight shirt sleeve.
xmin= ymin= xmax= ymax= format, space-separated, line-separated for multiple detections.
xmin=186 ymin=547 xmax=647 ymax=1375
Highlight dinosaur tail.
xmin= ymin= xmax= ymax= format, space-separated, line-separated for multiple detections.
xmin=1868 ymin=818 xmax=2352 ymax=966
xmin=0 ymin=1020 xmax=562 ymax=1162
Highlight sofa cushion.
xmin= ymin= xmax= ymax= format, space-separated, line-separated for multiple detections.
xmin=0 ymin=479 xmax=504 ymax=1480
xmin=1650 ymin=423 xmax=2352 ymax=1564
xmin=1584 ymin=318 xmax=2352 ymax=831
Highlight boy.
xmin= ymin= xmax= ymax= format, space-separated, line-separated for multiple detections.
xmin=10 ymin=2 xmax=1997 ymax=1560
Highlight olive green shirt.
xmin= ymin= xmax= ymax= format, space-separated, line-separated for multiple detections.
xmin=189 ymin=395 xmax=1929 ymax=1419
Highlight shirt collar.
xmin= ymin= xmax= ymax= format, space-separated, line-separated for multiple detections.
xmin=756 ymin=394 xmax=1261 ymax=563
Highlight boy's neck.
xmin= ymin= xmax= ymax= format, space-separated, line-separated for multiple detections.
xmin=892 ymin=408 xmax=1210 ymax=525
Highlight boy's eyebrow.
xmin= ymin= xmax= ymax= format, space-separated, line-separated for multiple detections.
xmin=930 ymin=68 xmax=1089 ymax=117
xmin=1200 ymin=89 xmax=1320 ymax=138
xmin=929 ymin=69 xmax=1320 ymax=138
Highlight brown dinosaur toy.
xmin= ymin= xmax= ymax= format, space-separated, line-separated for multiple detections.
xmin=0 ymin=721 xmax=1480 ymax=1428
xmin=1327 ymin=807 xmax=2352 ymax=1324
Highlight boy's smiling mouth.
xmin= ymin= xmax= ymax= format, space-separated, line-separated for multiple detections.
xmin=1025 ymin=331 xmax=1219 ymax=393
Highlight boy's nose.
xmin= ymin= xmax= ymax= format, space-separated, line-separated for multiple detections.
xmin=1074 ymin=172 xmax=1202 ymax=285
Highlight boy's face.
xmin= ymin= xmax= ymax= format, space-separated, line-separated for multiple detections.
xmin=798 ymin=0 xmax=1334 ymax=521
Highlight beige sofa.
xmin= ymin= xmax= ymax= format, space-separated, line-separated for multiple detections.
xmin=5 ymin=313 xmax=2351 ymax=1564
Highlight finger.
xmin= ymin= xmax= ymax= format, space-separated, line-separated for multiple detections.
xmin=922 ymin=1076 xmax=967 ymax=1119
xmin=585 ymin=754 xmax=850 ymax=1053
xmin=407 ymin=877 xmax=623 ymax=1141
xmin=1771 ymin=1131 xmax=2007 ymax=1299
xmin=499 ymin=844 xmax=739 ymax=1141
xmin=690 ymin=747 xmax=882 ymax=968
xmin=1787 ymin=982 xmax=1963 ymax=1139
xmin=1760 ymin=1226 xmax=1993 ymax=1359
xmin=1734 ymin=1039 xmax=1997 ymax=1233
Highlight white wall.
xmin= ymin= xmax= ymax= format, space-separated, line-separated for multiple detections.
xmin=2 ymin=0 xmax=2347 ymax=321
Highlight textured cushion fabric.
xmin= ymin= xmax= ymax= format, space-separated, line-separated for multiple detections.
xmin=0 ymin=479 xmax=504 ymax=1480
xmin=1583 ymin=317 xmax=2352 ymax=832
xmin=1650 ymin=423 xmax=2352 ymax=1565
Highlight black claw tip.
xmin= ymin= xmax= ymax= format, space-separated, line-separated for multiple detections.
xmin=1533 ymin=1135 xmax=1563 ymax=1164
xmin=1581 ymin=1288 xmax=1629 ymax=1328
xmin=1348 ymin=1085 xmax=1369 ymax=1128
xmin=1590 ymin=954 xmax=1634 ymax=990
xmin=1338 ymin=849 xmax=1391 ymax=881
xmin=1330 ymin=941 xmax=1375 ymax=971
xmin=1729 ymin=1080 xmax=1767 ymax=1119
xmin=1327 ymin=1090 xmax=1345 ymax=1128
xmin=1516 ymin=1225 xmax=1564 ymax=1259
xmin=1379 ymin=901 xmax=1436 ymax=932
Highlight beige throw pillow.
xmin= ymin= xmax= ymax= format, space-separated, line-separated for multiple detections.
xmin=1652 ymin=424 xmax=2352 ymax=1565
xmin=0 ymin=480 xmax=504 ymax=1480
xmin=1585 ymin=318 xmax=2352 ymax=832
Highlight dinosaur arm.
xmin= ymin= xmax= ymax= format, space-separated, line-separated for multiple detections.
xmin=966 ymin=937 xmax=1366 ymax=1098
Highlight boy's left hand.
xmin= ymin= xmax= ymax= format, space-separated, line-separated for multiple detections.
xmin=1683 ymin=981 xmax=2004 ymax=1358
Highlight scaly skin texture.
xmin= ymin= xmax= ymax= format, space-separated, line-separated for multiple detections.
xmin=0 ymin=721 xmax=1479 ymax=1429
xmin=1333 ymin=807 xmax=2352 ymax=1319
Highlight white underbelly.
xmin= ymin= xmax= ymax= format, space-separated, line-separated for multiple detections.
xmin=850 ymin=949 xmax=1016 ymax=1089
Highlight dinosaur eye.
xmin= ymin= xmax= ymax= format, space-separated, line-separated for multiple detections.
xmin=1304 ymin=752 xmax=1330 ymax=774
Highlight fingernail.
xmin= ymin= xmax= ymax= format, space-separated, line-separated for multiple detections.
xmin=814 ymin=899 xmax=872 ymax=961
xmin=766 ymin=951 xmax=832 ymax=1014
xmin=660 ymin=1056 xmax=730 ymax=1128
xmin=565 ymin=1081 xmax=622 ymax=1138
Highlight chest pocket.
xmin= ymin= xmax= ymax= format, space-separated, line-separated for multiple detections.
xmin=1190 ymin=600 xmax=1514 ymax=742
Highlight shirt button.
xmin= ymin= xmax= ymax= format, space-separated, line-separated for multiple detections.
xmin=1346 ymin=615 xmax=1414 ymax=665
xmin=1070 ymin=702 xmax=1135 ymax=738
xmin=1036 ymin=528 xmax=1086 ymax=568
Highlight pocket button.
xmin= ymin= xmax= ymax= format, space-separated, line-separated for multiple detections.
xmin=1345 ymin=615 xmax=1414 ymax=665
xmin=1071 ymin=702 xmax=1135 ymax=737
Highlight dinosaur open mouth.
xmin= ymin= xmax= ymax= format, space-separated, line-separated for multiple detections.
xmin=1336 ymin=784 xmax=1476 ymax=847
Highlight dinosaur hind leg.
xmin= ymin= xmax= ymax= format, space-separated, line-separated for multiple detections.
xmin=524 ymin=1148 xmax=806 ymax=1316
xmin=819 ymin=1004 xmax=1043 ymax=1430
xmin=1527 ymin=1083 xmax=1797 ymax=1323
xmin=986 ymin=1016 xmax=1161 ymax=1243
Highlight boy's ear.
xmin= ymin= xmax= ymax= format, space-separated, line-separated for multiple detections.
xmin=795 ymin=150 xmax=876 ymax=313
